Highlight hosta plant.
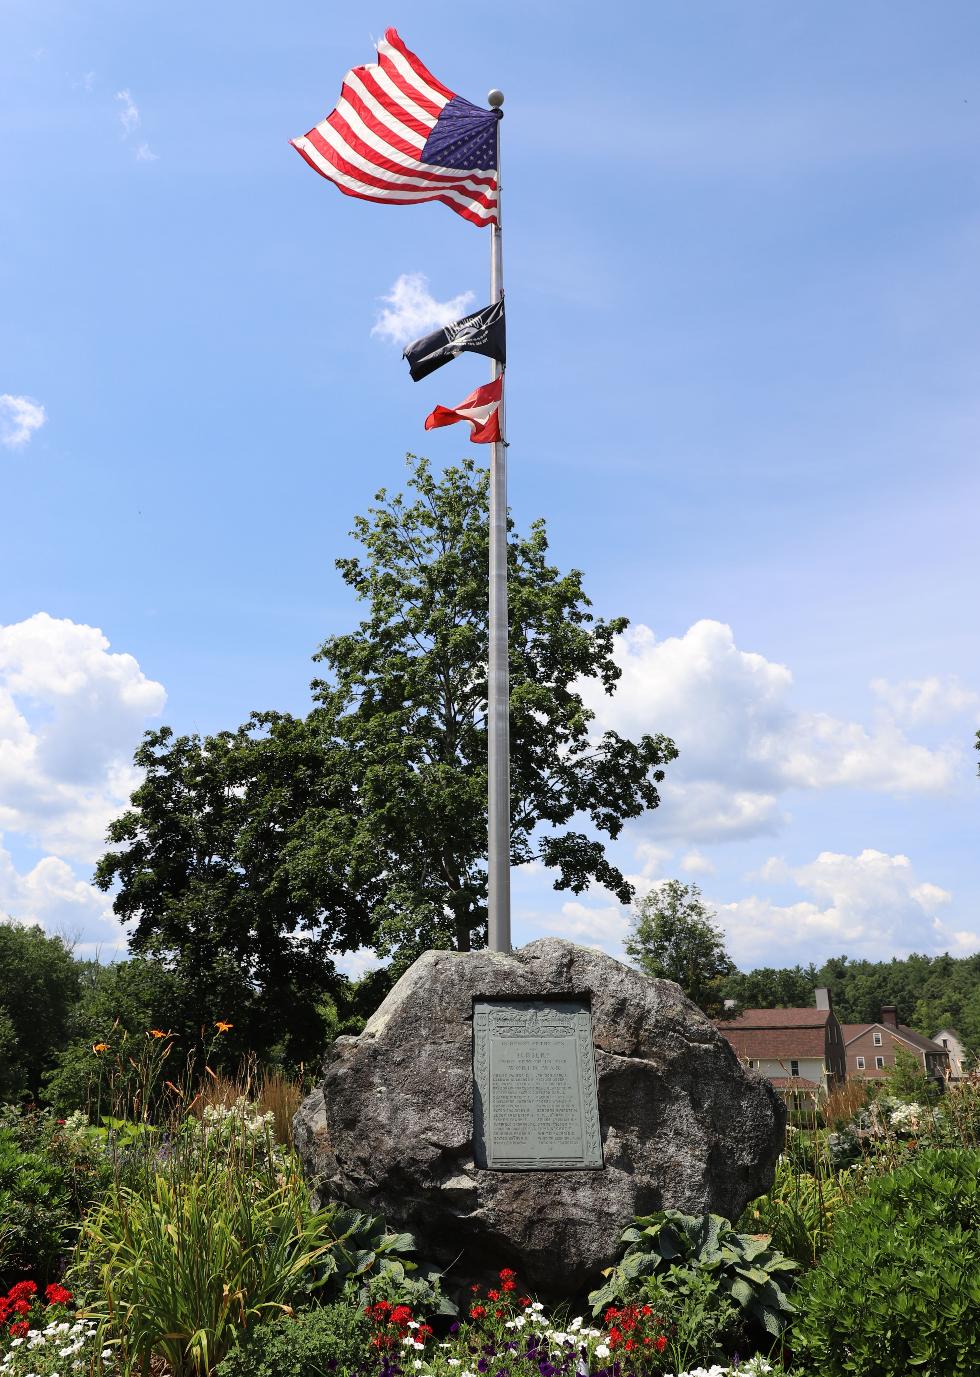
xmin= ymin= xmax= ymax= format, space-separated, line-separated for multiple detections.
xmin=589 ymin=1210 xmax=798 ymax=1339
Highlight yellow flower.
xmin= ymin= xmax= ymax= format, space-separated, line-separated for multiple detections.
xmin=215 ymin=1020 xmax=234 ymax=1034
xmin=92 ymin=1043 xmax=109 ymax=1054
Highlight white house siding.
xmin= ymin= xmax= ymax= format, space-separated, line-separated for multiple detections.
xmin=748 ymin=1057 xmax=827 ymax=1089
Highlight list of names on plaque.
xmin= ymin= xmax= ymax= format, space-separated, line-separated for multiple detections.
xmin=490 ymin=1038 xmax=581 ymax=1156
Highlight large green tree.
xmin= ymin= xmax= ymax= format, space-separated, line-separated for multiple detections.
xmin=625 ymin=879 xmax=736 ymax=1017
xmin=97 ymin=455 xmax=677 ymax=1017
xmin=94 ymin=715 xmax=349 ymax=1064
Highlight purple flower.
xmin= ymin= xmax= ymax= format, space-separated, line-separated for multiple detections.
xmin=449 ymin=1323 xmax=460 ymax=1336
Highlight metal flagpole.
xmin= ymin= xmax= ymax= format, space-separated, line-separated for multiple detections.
xmin=486 ymin=87 xmax=510 ymax=954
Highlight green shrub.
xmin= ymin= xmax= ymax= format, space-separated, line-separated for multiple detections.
xmin=791 ymin=1147 xmax=980 ymax=1375
xmin=589 ymin=1210 xmax=798 ymax=1341
xmin=0 ymin=1126 xmax=73 ymax=1285
xmin=214 ymin=1304 xmax=370 ymax=1377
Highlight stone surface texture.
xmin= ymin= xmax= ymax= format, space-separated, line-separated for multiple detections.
xmin=294 ymin=939 xmax=784 ymax=1295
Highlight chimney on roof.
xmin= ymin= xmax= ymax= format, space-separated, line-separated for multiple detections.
xmin=815 ymin=987 xmax=832 ymax=1012
xmin=880 ymin=1004 xmax=899 ymax=1029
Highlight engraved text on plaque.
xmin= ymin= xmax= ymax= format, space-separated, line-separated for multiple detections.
xmin=473 ymin=999 xmax=603 ymax=1170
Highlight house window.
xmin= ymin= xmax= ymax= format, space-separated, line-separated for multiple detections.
xmin=790 ymin=1060 xmax=800 ymax=1077
xmin=873 ymin=1032 xmax=883 ymax=1046
xmin=856 ymin=1056 xmax=865 ymax=1070
xmin=875 ymin=1056 xmax=885 ymax=1070
xmin=747 ymin=1059 xmax=757 ymax=1069
xmin=943 ymin=1039 xmax=949 ymax=1048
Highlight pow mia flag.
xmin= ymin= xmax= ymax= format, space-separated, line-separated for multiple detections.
xmin=403 ymin=298 xmax=506 ymax=382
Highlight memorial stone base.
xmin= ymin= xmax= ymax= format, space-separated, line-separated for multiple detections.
xmin=293 ymin=938 xmax=784 ymax=1297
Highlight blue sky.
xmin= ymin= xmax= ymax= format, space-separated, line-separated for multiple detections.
xmin=2 ymin=0 xmax=980 ymax=974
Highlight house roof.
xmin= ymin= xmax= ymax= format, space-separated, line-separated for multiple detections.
xmin=841 ymin=1022 xmax=949 ymax=1055
xmin=715 ymin=1007 xmax=835 ymax=1060
xmin=716 ymin=1008 xmax=833 ymax=1030
xmin=716 ymin=1025 xmax=829 ymax=1059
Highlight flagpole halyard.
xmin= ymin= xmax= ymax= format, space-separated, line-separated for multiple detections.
xmin=486 ymin=89 xmax=510 ymax=955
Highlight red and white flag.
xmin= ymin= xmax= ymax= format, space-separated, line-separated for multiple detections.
xmin=424 ymin=376 xmax=503 ymax=444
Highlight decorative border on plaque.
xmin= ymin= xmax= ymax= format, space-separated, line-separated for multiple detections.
xmin=472 ymin=998 xmax=604 ymax=1170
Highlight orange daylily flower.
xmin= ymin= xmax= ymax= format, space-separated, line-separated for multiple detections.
xmin=92 ymin=1043 xmax=109 ymax=1053
xmin=215 ymin=1020 xmax=234 ymax=1034
xmin=149 ymin=1029 xmax=169 ymax=1039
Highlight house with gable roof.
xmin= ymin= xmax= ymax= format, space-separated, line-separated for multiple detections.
xmin=715 ymin=988 xmax=846 ymax=1098
xmin=842 ymin=1005 xmax=950 ymax=1082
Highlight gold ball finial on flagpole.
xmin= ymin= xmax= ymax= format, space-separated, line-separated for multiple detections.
xmin=488 ymin=89 xmax=504 ymax=108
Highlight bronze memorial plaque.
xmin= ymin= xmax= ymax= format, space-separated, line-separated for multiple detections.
xmin=473 ymin=999 xmax=603 ymax=1170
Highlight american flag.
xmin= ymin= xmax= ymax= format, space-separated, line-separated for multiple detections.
xmin=291 ymin=29 xmax=500 ymax=229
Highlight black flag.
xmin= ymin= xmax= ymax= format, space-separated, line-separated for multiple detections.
xmin=402 ymin=298 xmax=506 ymax=382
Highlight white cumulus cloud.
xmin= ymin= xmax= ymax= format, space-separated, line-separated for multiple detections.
xmin=0 ymin=613 xmax=166 ymax=861
xmin=372 ymin=273 xmax=474 ymax=346
xmin=583 ymin=620 xmax=965 ymax=843
xmin=871 ymin=674 xmax=980 ymax=725
xmin=718 ymin=848 xmax=978 ymax=966
xmin=0 ymin=395 xmax=45 ymax=449
xmin=0 ymin=613 xmax=166 ymax=951
xmin=0 ymin=846 xmax=125 ymax=957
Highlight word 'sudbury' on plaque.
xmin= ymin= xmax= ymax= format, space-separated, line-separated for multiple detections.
xmin=473 ymin=999 xmax=603 ymax=1170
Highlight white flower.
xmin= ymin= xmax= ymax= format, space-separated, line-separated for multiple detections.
xmin=594 ymin=1344 xmax=610 ymax=1359
xmin=569 ymin=1318 xmax=582 ymax=1331
xmin=530 ymin=1301 xmax=544 ymax=1312
xmin=447 ymin=1361 xmax=461 ymax=1368
xmin=413 ymin=1362 xmax=424 ymax=1370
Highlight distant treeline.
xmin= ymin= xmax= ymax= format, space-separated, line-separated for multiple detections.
xmin=721 ymin=952 xmax=980 ymax=1054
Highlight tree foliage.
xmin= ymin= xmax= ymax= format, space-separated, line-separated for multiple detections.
xmin=94 ymin=719 xmax=345 ymax=1064
xmin=0 ymin=922 xmax=79 ymax=1100
xmin=625 ymin=880 xmax=736 ymax=1018
xmin=97 ymin=456 xmax=678 ymax=1007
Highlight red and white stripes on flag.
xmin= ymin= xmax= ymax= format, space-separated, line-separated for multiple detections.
xmin=424 ymin=376 xmax=503 ymax=444
xmin=291 ymin=29 xmax=500 ymax=229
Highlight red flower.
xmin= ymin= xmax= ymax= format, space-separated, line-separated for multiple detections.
xmin=45 ymin=1283 xmax=72 ymax=1306
xmin=8 ymin=1322 xmax=28 ymax=1338
xmin=11 ymin=1300 xmax=29 ymax=1316
xmin=470 ymin=1304 xmax=486 ymax=1319
xmin=371 ymin=1301 xmax=392 ymax=1317
xmin=390 ymin=1305 xmax=412 ymax=1328
xmin=488 ymin=1289 xmax=501 ymax=1301
xmin=608 ymin=1327 xmax=622 ymax=1347
xmin=655 ymin=1336 xmax=667 ymax=1353
xmin=494 ymin=1308 xmax=505 ymax=1318
xmin=7 ymin=1282 xmax=36 ymax=1302
xmin=519 ymin=1297 xmax=532 ymax=1308
xmin=417 ymin=1324 xmax=433 ymax=1339
xmin=470 ymin=1284 xmax=480 ymax=1293
xmin=499 ymin=1268 xmax=517 ymax=1280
